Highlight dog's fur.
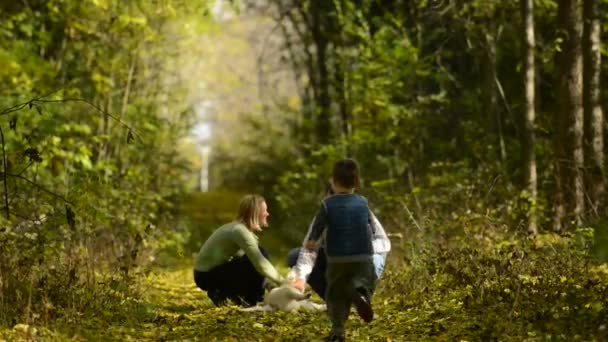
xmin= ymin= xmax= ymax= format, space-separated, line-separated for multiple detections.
xmin=240 ymin=284 xmax=326 ymax=312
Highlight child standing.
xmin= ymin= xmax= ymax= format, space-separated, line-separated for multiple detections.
xmin=305 ymin=159 xmax=377 ymax=342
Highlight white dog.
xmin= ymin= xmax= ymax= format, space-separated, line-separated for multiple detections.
xmin=240 ymin=284 xmax=326 ymax=313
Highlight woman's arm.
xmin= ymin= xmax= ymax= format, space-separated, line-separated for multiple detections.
xmin=370 ymin=211 xmax=391 ymax=254
xmin=233 ymin=225 xmax=284 ymax=286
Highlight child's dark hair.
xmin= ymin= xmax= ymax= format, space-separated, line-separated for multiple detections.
xmin=332 ymin=158 xmax=360 ymax=189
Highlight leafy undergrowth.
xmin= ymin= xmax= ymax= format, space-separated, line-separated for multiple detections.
xmin=1 ymin=228 xmax=608 ymax=341
xmin=0 ymin=264 xmax=395 ymax=342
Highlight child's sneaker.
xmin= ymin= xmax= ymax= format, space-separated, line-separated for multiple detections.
xmin=352 ymin=287 xmax=373 ymax=323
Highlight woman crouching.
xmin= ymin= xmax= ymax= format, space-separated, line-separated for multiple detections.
xmin=193 ymin=194 xmax=283 ymax=307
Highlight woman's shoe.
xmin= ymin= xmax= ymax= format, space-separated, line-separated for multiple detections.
xmin=208 ymin=291 xmax=227 ymax=306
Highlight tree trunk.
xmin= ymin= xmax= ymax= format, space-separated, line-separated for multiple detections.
xmin=280 ymin=5 xmax=316 ymax=145
xmin=310 ymin=0 xmax=331 ymax=144
xmin=521 ymin=0 xmax=537 ymax=235
xmin=484 ymin=26 xmax=506 ymax=164
xmin=334 ymin=57 xmax=350 ymax=143
xmin=583 ymin=0 xmax=605 ymax=218
xmin=555 ymin=0 xmax=584 ymax=230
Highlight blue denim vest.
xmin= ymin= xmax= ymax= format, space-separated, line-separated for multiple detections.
xmin=323 ymin=194 xmax=374 ymax=261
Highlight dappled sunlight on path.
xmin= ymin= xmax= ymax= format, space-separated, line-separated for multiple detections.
xmin=137 ymin=264 xmax=328 ymax=341
xmin=1 ymin=263 xmax=398 ymax=341
xmin=106 ymin=264 xmax=392 ymax=341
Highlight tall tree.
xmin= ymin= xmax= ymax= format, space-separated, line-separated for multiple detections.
xmin=583 ymin=0 xmax=604 ymax=218
xmin=310 ymin=0 xmax=331 ymax=144
xmin=521 ymin=0 xmax=537 ymax=235
xmin=483 ymin=21 xmax=506 ymax=164
xmin=554 ymin=0 xmax=584 ymax=230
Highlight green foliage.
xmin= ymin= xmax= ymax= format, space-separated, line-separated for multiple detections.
xmin=376 ymin=225 xmax=608 ymax=340
xmin=0 ymin=0 xmax=212 ymax=326
xmin=1 ymin=228 xmax=606 ymax=341
xmin=179 ymin=191 xmax=243 ymax=254
xmin=272 ymin=143 xmax=347 ymax=242
xmin=591 ymin=220 xmax=608 ymax=262
xmin=216 ymin=0 xmax=606 ymax=241
xmin=179 ymin=190 xmax=300 ymax=262
xmin=1 ymin=0 xmax=607 ymax=338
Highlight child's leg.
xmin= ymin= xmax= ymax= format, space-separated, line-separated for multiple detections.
xmin=325 ymin=262 xmax=356 ymax=337
xmin=351 ymin=259 xmax=377 ymax=322
xmin=354 ymin=259 xmax=378 ymax=295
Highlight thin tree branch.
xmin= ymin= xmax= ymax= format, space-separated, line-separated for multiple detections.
xmin=0 ymin=125 xmax=9 ymax=219
xmin=0 ymin=88 xmax=69 ymax=116
xmin=33 ymin=98 xmax=141 ymax=140
xmin=121 ymin=55 xmax=137 ymax=118
xmin=401 ymin=201 xmax=423 ymax=231
xmin=0 ymin=103 xmax=29 ymax=116
xmin=0 ymin=96 xmax=141 ymax=140
xmin=1 ymin=172 xmax=73 ymax=205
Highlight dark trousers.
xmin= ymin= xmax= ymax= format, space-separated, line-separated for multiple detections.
xmin=287 ymin=247 xmax=327 ymax=300
xmin=326 ymin=259 xmax=377 ymax=335
xmin=194 ymin=246 xmax=269 ymax=307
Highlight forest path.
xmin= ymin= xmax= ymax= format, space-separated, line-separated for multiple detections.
xmin=52 ymin=262 xmax=399 ymax=342
xmin=2 ymin=261 xmax=402 ymax=341
xmin=83 ymin=263 xmax=395 ymax=341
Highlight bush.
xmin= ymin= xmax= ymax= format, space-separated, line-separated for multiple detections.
xmin=377 ymin=222 xmax=608 ymax=340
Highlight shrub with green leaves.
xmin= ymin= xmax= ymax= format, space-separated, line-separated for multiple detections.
xmin=376 ymin=224 xmax=608 ymax=340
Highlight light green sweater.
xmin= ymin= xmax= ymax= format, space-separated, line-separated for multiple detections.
xmin=194 ymin=221 xmax=283 ymax=286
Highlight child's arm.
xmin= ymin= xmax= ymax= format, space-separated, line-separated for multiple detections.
xmin=305 ymin=203 xmax=328 ymax=250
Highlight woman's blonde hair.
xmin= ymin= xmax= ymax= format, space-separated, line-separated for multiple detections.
xmin=236 ymin=194 xmax=265 ymax=231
